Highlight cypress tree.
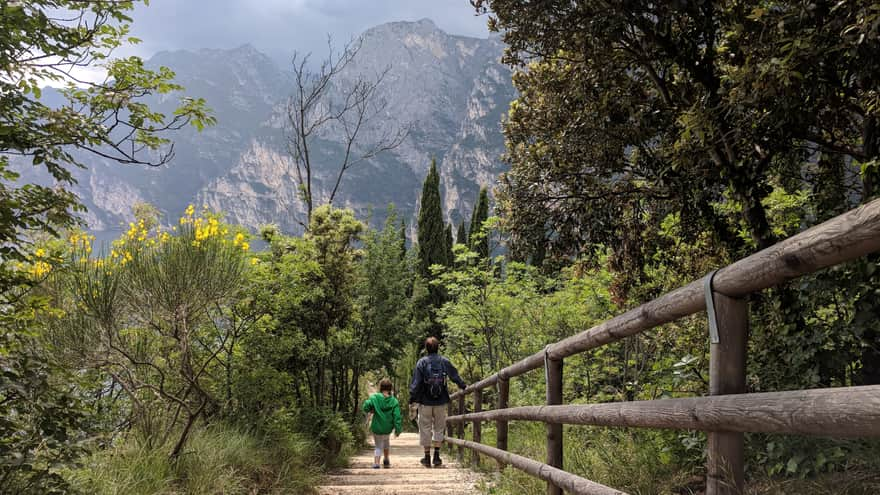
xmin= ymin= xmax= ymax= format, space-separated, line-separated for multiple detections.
xmin=398 ymin=219 xmax=407 ymax=261
xmin=417 ymin=159 xmax=447 ymax=278
xmin=444 ymin=223 xmax=454 ymax=265
xmin=456 ymin=220 xmax=467 ymax=246
xmin=469 ymin=187 xmax=490 ymax=259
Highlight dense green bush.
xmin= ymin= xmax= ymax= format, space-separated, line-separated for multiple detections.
xmin=68 ymin=423 xmax=319 ymax=495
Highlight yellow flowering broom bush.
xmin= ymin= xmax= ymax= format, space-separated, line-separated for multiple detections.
xmin=51 ymin=206 xmax=253 ymax=457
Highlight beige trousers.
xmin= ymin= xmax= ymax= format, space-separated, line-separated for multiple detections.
xmin=417 ymin=404 xmax=447 ymax=447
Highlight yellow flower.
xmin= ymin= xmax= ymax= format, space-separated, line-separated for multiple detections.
xmin=185 ymin=204 xmax=195 ymax=217
xmin=34 ymin=248 xmax=46 ymax=258
xmin=250 ymin=257 xmax=259 ymax=265
xmin=29 ymin=261 xmax=51 ymax=278
xmin=241 ymin=242 xmax=250 ymax=251
xmin=233 ymin=232 xmax=245 ymax=246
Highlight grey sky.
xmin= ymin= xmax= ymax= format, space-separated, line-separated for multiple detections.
xmin=126 ymin=0 xmax=491 ymax=63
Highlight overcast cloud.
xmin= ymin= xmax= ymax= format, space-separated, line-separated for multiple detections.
xmin=125 ymin=0 xmax=491 ymax=63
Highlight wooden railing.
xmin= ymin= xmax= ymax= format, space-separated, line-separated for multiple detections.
xmin=444 ymin=199 xmax=880 ymax=495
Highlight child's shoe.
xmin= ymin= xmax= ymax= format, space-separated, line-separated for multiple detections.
xmin=372 ymin=463 xmax=380 ymax=469
xmin=383 ymin=458 xmax=391 ymax=468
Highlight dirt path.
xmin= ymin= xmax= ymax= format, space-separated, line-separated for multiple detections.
xmin=316 ymin=432 xmax=483 ymax=494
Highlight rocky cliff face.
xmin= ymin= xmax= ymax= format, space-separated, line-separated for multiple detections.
xmin=39 ymin=19 xmax=515 ymax=236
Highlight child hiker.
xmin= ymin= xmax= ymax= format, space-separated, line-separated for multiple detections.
xmin=362 ymin=378 xmax=403 ymax=469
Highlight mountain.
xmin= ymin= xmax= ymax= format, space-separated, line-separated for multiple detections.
xmin=22 ymin=19 xmax=515 ymax=236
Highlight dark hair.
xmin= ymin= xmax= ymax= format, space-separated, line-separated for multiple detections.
xmin=425 ymin=336 xmax=440 ymax=354
xmin=379 ymin=378 xmax=393 ymax=392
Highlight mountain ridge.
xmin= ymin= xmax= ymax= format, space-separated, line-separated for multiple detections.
xmin=22 ymin=19 xmax=515 ymax=237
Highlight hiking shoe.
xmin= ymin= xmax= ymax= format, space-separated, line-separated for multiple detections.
xmin=383 ymin=458 xmax=391 ymax=468
xmin=420 ymin=456 xmax=432 ymax=467
xmin=432 ymin=452 xmax=442 ymax=466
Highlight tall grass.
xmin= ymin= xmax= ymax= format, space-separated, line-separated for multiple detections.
xmin=481 ymin=423 xmax=697 ymax=495
xmin=68 ymin=423 xmax=320 ymax=494
xmin=476 ymin=424 xmax=880 ymax=495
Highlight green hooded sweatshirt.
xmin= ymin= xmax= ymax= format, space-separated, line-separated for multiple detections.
xmin=362 ymin=392 xmax=402 ymax=436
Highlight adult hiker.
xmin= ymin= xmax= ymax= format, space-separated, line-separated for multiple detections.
xmin=409 ymin=336 xmax=466 ymax=467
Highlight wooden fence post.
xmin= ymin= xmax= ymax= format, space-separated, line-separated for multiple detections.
xmin=496 ymin=377 xmax=509 ymax=470
xmin=473 ymin=390 xmax=482 ymax=467
xmin=446 ymin=401 xmax=453 ymax=455
xmin=546 ymin=357 xmax=563 ymax=495
xmin=707 ymin=292 xmax=748 ymax=495
xmin=457 ymin=394 xmax=465 ymax=461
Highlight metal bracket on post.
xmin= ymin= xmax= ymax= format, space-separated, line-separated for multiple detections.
xmin=705 ymin=269 xmax=721 ymax=344
xmin=543 ymin=344 xmax=551 ymax=385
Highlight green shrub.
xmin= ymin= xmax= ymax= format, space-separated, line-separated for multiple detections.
xmin=68 ymin=423 xmax=319 ymax=494
xmin=296 ymin=408 xmax=354 ymax=468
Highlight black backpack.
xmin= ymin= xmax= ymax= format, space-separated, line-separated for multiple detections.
xmin=423 ymin=358 xmax=447 ymax=400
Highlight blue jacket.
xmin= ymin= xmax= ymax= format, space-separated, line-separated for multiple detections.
xmin=409 ymin=354 xmax=466 ymax=406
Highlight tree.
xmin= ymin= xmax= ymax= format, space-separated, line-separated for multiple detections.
xmin=444 ymin=223 xmax=454 ymax=266
xmin=1 ymin=1 xmax=212 ymax=483
xmin=476 ymin=0 xmax=880 ymax=261
xmin=456 ymin=220 xmax=468 ymax=246
xmin=469 ymin=187 xmax=490 ymax=259
xmin=354 ymin=207 xmax=414 ymax=409
xmin=415 ymin=159 xmax=449 ymax=338
xmin=49 ymin=209 xmax=251 ymax=458
xmin=475 ymin=0 xmax=880 ymax=384
xmin=0 ymin=0 xmax=213 ymax=300
xmin=285 ymin=38 xmax=407 ymax=228
xmin=417 ymin=159 xmax=448 ymax=279
xmin=398 ymin=219 xmax=407 ymax=261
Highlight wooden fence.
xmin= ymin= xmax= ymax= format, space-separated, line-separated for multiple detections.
xmin=444 ymin=198 xmax=880 ymax=495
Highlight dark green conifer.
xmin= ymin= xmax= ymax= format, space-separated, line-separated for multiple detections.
xmin=417 ymin=159 xmax=447 ymax=278
xmin=456 ymin=220 xmax=467 ymax=246
xmin=469 ymin=187 xmax=490 ymax=259
xmin=444 ymin=223 xmax=454 ymax=266
xmin=398 ymin=219 xmax=407 ymax=261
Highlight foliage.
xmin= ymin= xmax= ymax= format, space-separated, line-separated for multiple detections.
xmin=478 ymin=0 xmax=879 ymax=275
xmin=417 ymin=159 xmax=449 ymax=278
xmin=46 ymin=207 xmax=251 ymax=458
xmin=356 ymin=206 xmax=415 ymax=378
xmin=0 ymin=0 xmax=213 ymax=297
xmin=0 ymin=324 xmax=90 ymax=495
xmin=415 ymin=158 xmax=449 ymax=338
xmin=461 ymin=0 xmax=880 ymax=487
xmin=456 ymin=220 xmax=468 ymax=246
xmin=468 ymin=187 xmax=490 ymax=259
xmin=1 ymin=2 xmax=212 ymax=489
xmin=68 ymin=423 xmax=319 ymax=495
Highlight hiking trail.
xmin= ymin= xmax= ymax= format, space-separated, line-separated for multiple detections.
xmin=316 ymin=432 xmax=483 ymax=494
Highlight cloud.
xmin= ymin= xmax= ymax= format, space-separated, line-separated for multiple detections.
xmin=125 ymin=0 xmax=490 ymax=64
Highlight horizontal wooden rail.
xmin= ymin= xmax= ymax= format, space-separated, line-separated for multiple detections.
xmin=446 ymin=385 xmax=880 ymax=437
xmin=451 ymin=198 xmax=880 ymax=400
xmin=444 ymin=437 xmax=628 ymax=495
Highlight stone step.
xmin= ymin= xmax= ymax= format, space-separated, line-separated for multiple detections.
xmin=316 ymin=483 xmax=476 ymax=495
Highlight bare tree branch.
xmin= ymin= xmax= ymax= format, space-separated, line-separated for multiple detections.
xmin=284 ymin=35 xmax=409 ymax=228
